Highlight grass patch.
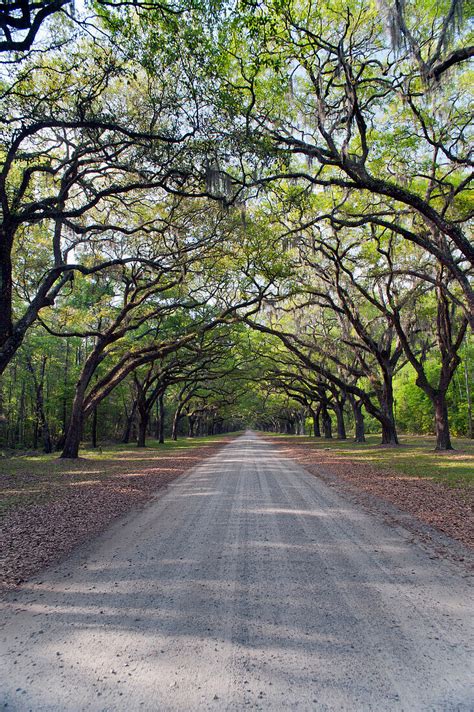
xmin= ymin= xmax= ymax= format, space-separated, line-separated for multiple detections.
xmin=265 ymin=433 xmax=474 ymax=489
xmin=0 ymin=433 xmax=237 ymax=518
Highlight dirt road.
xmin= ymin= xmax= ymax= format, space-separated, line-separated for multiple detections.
xmin=1 ymin=432 xmax=472 ymax=710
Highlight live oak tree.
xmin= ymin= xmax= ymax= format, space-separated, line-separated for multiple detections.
xmin=225 ymin=0 xmax=473 ymax=324
xmin=243 ymin=178 xmax=470 ymax=447
xmin=132 ymin=328 xmax=237 ymax=447
xmin=1 ymin=0 xmax=472 ymax=452
xmin=377 ymin=0 xmax=473 ymax=82
xmin=0 ymin=0 xmax=209 ymax=54
xmin=296 ymin=212 xmax=469 ymax=450
xmin=167 ymin=330 xmax=246 ymax=440
xmin=0 ymin=1 xmax=232 ymax=376
xmin=294 ymin=229 xmax=410 ymax=445
xmin=355 ymin=237 xmax=469 ymax=450
xmin=245 ymin=309 xmax=410 ymax=446
xmin=50 ymin=202 xmax=281 ymax=457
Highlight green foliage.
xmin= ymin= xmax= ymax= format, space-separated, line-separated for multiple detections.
xmin=394 ymin=352 xmax=474 ymax=437
xmin=0 ymin=0 xmax=472 ymax=461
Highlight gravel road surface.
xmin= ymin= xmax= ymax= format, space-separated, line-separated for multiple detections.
xmin=1 ymin=432 xmax=472 ymax=711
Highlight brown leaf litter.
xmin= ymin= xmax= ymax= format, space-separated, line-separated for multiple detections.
xmin=0 ymin=440 xmax=232 ymax=592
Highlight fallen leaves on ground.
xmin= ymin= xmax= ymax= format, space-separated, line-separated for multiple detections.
xmin=0 ymin=441 xmax=231 ymax=592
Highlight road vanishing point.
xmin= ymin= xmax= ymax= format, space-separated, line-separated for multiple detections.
xmin=1 ymin=432 xmax=472 ymax=711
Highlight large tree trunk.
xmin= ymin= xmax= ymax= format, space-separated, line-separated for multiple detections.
xmin=0 ymin=229 xmax=13 ymax=373
xmin=137 ymin=411 xmax=149 ymax=448
xmin=434 ymin=392 xmax=454 ymax=451
xmin=349 ymin=396 xmax=366 ymax=443
xmin=207 ymin=417 xmax=215 ymax=436
xmin=333 ymin=401 xmax=347 ymax=439
xmin=377 ymin=373 xmax=399 ymax=445
xmin=91 ymin=406 xmax=98 ymax=448
xmin=381 ymin=419 xmax=399 ymax=445
xmin=61 ymin=351 xmax=100 ymax=458
xmin=172 ymin=407 xmax=182 ymax=441
xmin=196 ymin=416 xmax=203 ymax=437
xmin=298 ymin=412 xmax=306 ymax=435
xmin=61 ymin=401 xmax=84 ymax=458
xmin=121 ymin=399 xmax=137 ymax=444
xmin=158 ymin=394 xmax=165 ymax=444
xmin=135 ymin=376 xmax=149 ymax=448
xmin=321 ymin=404 xmax=332 ymax=439
xmin=312 ymin=405 xmax=321 ymax=437
xmin=188 ymin=414 xmax=195 ymax=437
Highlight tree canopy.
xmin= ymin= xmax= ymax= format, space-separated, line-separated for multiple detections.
xmin=0 ymin=0 xmax=472 ymax=455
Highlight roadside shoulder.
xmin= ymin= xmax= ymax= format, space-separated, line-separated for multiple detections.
xmin=261 ymin=435 xmax=473 ymax=570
